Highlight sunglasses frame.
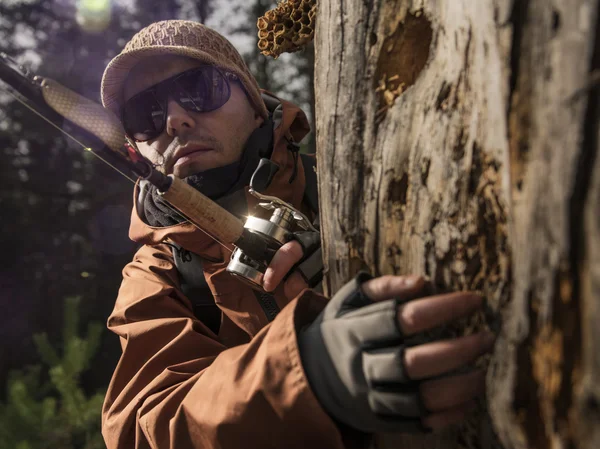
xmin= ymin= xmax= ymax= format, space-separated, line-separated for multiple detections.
xmin=121 ymin=65 xmax=240 ymax=142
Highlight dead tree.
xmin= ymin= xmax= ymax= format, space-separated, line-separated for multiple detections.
xmin=314 ymin=1 xmax=600 ymax=449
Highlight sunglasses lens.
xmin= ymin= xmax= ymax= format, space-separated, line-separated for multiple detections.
xmin=122 ymin=66 xmax=233 ymax=142
xmin=172 ymin=66 xmax=231 ymax=113
xmin=123 ymin=90 xmax=165 ymax=141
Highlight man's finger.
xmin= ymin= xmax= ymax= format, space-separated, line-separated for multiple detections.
xmin=420 ymin=370 xmax=485 ymax=412
xmin=422 ymin=400 xmax=476 ymax=431
xmin=360 ymin=275 xmax=426 ymax=302
xmin=397 ymin=292 xmax=483 ymax=335
xmin=404 ymin=332 xmax=495 ymax=380
xmin=263 ymin=241 xmax=304 ymax=292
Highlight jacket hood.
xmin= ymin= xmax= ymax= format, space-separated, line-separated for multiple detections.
xmin=128 ymin=92 xmax=311 ymax=256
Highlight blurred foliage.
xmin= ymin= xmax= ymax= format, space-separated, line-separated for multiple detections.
xmin=0 ymin=296 xmax=105 ymax=449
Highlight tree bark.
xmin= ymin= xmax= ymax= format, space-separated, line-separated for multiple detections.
xmin=314 ymin=1 xmax=599 ymax=449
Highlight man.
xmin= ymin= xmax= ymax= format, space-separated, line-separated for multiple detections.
xmin=100 ymin=20 xmax=495 ymax=449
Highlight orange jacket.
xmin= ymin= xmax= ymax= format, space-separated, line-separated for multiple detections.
xmin=101 ymin=96 xmax=368 ymax=449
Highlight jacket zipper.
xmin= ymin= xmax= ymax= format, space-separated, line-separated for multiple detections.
xmin=253 ymin=290 xmax=280 ymax=322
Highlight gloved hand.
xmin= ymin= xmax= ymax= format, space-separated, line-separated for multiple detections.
xmin=289 ymin=231 xmax=322 ymax=287
xmin=297 ymin=272 xmax=495 ymax=433
xmin=262 ymin=231 xmax=322 ymax=297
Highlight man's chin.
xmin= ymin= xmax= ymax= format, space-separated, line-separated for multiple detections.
xmin=172 ymin=161 xmax=217 ymax=179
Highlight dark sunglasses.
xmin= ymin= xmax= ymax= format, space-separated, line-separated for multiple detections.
xmin=121 ymin=65 xmax=238 ymax=142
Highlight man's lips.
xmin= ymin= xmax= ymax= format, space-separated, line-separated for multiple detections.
xmin=173 ymin=146 xmax=214 ymax=166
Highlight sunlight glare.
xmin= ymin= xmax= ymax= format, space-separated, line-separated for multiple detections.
xmin=76 ymin=0 xmax=112 ymax=33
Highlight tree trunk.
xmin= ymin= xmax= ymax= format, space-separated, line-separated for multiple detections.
xmin=314 ymin=1 xmax=599 ymax=449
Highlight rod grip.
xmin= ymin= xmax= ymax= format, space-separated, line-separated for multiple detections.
xmin=40 ymin=78 xmax=127 ymax=153
xmin=159 ymin=175 xmax=245 ymax=244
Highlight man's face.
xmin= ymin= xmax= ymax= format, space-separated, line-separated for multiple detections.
xmin=123 ymin=55 xmax=264 ymax=178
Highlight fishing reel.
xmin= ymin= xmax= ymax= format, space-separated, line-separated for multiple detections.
xmin=226 ymin=159 xmax=320 ymax=290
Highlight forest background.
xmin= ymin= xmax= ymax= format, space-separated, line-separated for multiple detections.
xmin=0 ymin=1 xmax=314 ymax=446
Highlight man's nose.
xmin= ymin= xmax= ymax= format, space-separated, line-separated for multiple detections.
xmin=165 ymin=98 xmax=196 ymax=137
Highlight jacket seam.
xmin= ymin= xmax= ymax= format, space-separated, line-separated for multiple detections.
xmin=287 ymin=303 xmax=307 ymax=391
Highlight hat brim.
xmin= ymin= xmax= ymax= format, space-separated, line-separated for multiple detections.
xmin=101 ymin=46 xmax=250 ymax=116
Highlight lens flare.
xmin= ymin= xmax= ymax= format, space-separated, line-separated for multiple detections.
xmin=76 ymin=0 xmax=112 ymax=33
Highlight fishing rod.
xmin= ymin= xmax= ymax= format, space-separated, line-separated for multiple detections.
xmin=0 ymin=52 xmax=316 ymax=290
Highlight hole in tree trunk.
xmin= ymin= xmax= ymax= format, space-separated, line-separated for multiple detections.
xmin=374 ymin=11 xmax=433 ymax=113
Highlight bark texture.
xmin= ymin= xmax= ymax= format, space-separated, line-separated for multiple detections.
xmin=314 ymin=1 xmax=599 ymax=448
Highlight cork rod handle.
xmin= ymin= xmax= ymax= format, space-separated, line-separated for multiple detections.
xmin=160 ymin=175 xmax=245 ymax=244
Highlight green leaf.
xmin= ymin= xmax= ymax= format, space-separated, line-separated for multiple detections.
xmin=62 ymin=295 xmax=82 ymax=344
xmin=32 ymin=333 xmax=60 ymax=367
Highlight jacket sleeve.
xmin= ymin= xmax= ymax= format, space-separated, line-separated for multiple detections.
xmin=101 ymin=243 xmax=360 ymax=449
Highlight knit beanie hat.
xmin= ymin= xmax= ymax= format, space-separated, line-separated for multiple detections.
xmin=101 ymin=20 xmax=269 ymax=120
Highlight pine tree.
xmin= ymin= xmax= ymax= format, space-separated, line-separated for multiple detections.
xmin=0 ymin=296 xmax=105 ymax=449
